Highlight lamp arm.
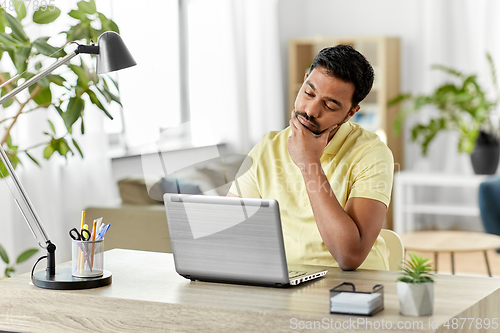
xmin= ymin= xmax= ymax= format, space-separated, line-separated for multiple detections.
xmin=1 ymin=134 xmax=57 ymax=276
xmin=0 ymin=51 xmax=79 ymax=106
xmin=0 ymin=145 xmax=51 ymax=244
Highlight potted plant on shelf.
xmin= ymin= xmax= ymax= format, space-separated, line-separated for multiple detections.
xmin=396 ymin=252 xmax=435 ymax=316
xmin=389 ymin=53 xmax=500 ymax=174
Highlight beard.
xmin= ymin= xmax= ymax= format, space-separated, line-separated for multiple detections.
xmin=294 ymin=110 xmax=324 ymax=135
xmin=293 ymin=110 xmax=343 ymax=136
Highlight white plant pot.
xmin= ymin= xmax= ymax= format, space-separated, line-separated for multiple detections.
xmin=397 ymin=281 xmax=434 ymax=316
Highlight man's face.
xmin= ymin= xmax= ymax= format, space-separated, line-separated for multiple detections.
xmin=293 ymin=67 xmax=359 ymax=141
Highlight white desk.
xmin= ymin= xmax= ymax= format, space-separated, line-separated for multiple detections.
xmin=393 ymin=172 xmax=490 ymax=234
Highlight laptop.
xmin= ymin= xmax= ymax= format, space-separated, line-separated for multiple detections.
xmin=163 ymin=193 xmax=328 ymax=287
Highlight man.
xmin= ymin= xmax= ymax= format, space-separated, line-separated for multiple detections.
xmin=228 ymin=45 xmax=394 ymax=271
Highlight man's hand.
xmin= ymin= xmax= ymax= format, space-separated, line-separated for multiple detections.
xmin=287 ymin=110 xmax=337 ymax=171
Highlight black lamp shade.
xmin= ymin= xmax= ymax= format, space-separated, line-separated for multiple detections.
xmin=96 ymin=31 xmax=137 ymax=74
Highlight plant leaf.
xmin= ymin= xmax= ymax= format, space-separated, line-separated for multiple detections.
xmin=54 ymin=105 xmax=63 ymax=117
xmin=68 ymin=9 xmax=87 ymax=21
xmin=14 ymin=44 xmax=31 ymax=73
xmin=43 ymin=143 xmax=55 ymax=159
xmin=5 ymin=267 xmax=14 ymax=278
xmin=9 ymin=154 xmax=21 ymax=169
xmin=78 ymin=0 xmax=97 ymax=15
xmin=64 ymin=96 xmax=85 ymax=129
xmin=1 ymin=84 xmax=14 ymax=107
xmin=25 ymin=151 xmax=41 ymax=167
xmin=68 ymin=64 xmax=89 ymax=88
xmin=14 ymin=0 xmax=27 ymax=21
xmin=0 ymin=10 xmax=7 ymax=33
xmin=72 ymin=138 xmax=84 ymax=158
xmin=0 ymin=32 xmax=19 ymax=46
xmin=66 ymin=21 xmax=92 ymax=42
xmin=33 ymin=37 xmax=66 ymax=58
xmin=33 ymin=6 xmax=61 ymax=24
xmin=397 ymin=252 xmax=434 ymax=283
xmin=2 ymin=12 xmax=28 ymax=42
xmin=87 ymin=89 xmax=113 ymax=119
xmin=98 ymin=12 xmax=120 ymax=34
xmin=0 ymin=244 xmax=9 ymax=264
xmin=0 ymin=160 xmax=9 ymax=178
xmin=432 ymin=64 xmax=464 ymax=78
xmin=55 ymin=138 xmax=72 ymax=157
xmin=29 ymin=84 xmax=52 ymax=105
xmin=47 ymin=119 xmax=56 ymax=134
xmin=102 ymin=85 xmax=121 ymax=106
xmin=16 ymin=248 xmax=38 ymax=264
xmin=48 ymin=74 xmax=66 ymax=86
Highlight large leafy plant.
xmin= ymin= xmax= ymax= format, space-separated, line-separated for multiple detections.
xmin=396 ymin=253 xmax=434 ymax=284
xmin=0 ymin=0 xmax=121 ymax=177
xmin=0 ymin=243 xmax=37 ymax=278
xmin=390 ymin=53 xmax=499 ymax=156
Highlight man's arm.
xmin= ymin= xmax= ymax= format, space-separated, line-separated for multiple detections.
xmin=301 ymin=167 xmax=387 ymax=270
xmin=287 ymin=116 xmax=388 ymax=270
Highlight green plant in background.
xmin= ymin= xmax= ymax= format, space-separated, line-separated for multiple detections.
xmin=396 ymin=253 xmax=434 ymax=284
xmin=0 ymin=243 xmax=37 ymax=278
xmin=389 ymin=53 xmax=499 ymax=156
xmin=0 ymin=0 xmax=122 ymax=178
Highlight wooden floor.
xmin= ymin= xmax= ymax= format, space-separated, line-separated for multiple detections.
xmin=407 ymin=249 xmax=500 ymax=277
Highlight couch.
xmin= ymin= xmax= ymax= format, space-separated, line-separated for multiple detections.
xmin=85 ymin=154 xmax=247 ymax=253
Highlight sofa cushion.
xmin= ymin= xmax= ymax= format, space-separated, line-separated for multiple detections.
xmin=118 ymin=176 xmax=162 ymax=205
xmin=160 ymin=178 xmax=203 ymax=195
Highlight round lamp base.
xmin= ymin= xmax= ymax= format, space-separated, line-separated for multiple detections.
xmin=32 ymin=267 xmax=112 ymax=290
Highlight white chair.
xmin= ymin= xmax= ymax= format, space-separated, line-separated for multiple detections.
xmin=379 ymin=229 xmax=405 ymax=271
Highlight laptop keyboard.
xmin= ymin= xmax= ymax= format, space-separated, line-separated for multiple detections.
xmin=288 ymin=270 xmax=307 ymax=279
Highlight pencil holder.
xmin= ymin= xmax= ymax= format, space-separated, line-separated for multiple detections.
xmin=71 ymin=239 xmax=104 ymax=278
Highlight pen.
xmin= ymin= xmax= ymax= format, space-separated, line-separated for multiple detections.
xmin=95 ymin=217 xmax=103 ymax=237
xmin=80 ymin=211 xmax=85 ymax=230
xmin=78 ymin=211 xmax=85 ymax=272
xmin=80 ymin=224 xmax=89 ymax=273
xmin=96 ymin=223 xmax=110 ymax=241
xmin=91 ymin=220 xmax=97 ymax=268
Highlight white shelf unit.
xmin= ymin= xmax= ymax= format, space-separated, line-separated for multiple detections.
xmin=393 ymin=171 xmax=490 ymax=234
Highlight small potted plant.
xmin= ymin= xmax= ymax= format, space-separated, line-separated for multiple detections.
xmin=396 ymin=253 xmax=435 ymax=316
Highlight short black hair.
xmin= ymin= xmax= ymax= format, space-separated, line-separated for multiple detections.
xmin=308 ymin=45 xmax=374 ymax=108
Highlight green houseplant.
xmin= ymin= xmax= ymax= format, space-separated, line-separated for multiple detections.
xmin=0 ymin=1 xmax=122 ymax=277
xmin=0 ymin=0 xmax=122 ymax=177
xmin=390 ymin=53 xmax=500 ymax=174
xmin=0 ymin=243 xmax=38 ymax=278
xmin=396 ymin=253 xmax=435 ymax=316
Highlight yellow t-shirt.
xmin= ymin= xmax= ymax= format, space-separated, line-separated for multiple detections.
xmin=228 ymin=121 xmax=394 ymax=270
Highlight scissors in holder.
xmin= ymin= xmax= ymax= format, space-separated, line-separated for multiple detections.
xmin=69 ymin=228 xmax=91 ymax=241
xmin=70 ymin=228 xmax=93 ymax=271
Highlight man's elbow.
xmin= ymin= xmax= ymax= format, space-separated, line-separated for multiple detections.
xmin=336 ymin=254 xmax=364 ymax=271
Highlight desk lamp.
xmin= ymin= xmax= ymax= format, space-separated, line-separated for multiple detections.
xmin=0 ymin=31 xmax=136 ymax=289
